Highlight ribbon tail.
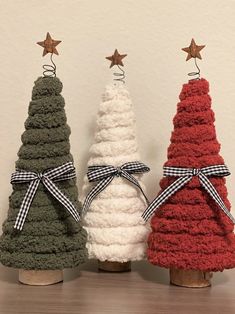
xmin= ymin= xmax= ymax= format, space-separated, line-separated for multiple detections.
xmin=142 ymin=176 xmax=192 ymax=221
xmin=82 ymin=176 xmax=114 ymax=214
xmin=121 ymin=171 xmax=149 ymax=205
xmin=14 ymin=179 xmax=40 ymax=230
xmin=43 ymin=178 xmax=80 ymax=222
xmin=199 ymin=173 xmax=235 ymax=224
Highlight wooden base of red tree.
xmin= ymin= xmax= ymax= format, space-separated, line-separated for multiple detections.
xmin=98 ymin=260 xmax=131 ymax=272
xmin=170 ymin=268 xmax=212 ymax=288
xmin=19 ymin=269 xmax=63 ymax=286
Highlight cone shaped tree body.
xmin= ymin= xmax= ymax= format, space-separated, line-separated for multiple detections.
xmin=82 ymin=84 xmax=150 ymax=262
xmin=0 ymin=77 xmax=87 ymax=270
xmin=148 ymin=78 xmax=235 ymax=272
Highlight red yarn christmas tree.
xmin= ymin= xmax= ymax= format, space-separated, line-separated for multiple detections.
xmin=147 ymin=77 xmax=235 ymax=272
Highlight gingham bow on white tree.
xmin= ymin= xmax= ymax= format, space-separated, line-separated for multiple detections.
xmin=142 ymin=164 xmax=235 ymax=223
xmin=82 ymin=161 xmax=150 ymax=213
xmin=11 ymin=162 xmax=80 ymax=230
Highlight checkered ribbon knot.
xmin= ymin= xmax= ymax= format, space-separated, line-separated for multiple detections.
xmin=142 ymin=164 xmax=235 ymax=224
xmin=82 ymin=161 xmax=150 ymax=213
xmin=11 ymin=162 xmax=80 ymax=231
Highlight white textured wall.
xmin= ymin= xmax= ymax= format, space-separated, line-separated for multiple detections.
xmin=0 ymin=0 xmax=235 ymax=230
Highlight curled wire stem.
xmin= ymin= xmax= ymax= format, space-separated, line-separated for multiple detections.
xmin=43 ymin=53 xmax=56 ymax=77
xmin=188 ymin=58 xmax=200 ymax=80
xmin=113 ymin=65 xmax=125 ymax=84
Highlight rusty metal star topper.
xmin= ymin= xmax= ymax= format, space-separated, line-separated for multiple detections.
xmin=106 ymin=49 xmax=127 ymax=68
xmin=37 ymin=32 xmax=61 ymax=57
xmin=182 ymin=38 xmax=205 ymax=61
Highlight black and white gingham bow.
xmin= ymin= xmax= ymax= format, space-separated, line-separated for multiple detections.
xmin=82 ymin=161 xmax=150 ymax=213
xmin=142 ymin=164 xmax=235 ymax=223
xmin=11 ymin=162 xmax=80 ymax=230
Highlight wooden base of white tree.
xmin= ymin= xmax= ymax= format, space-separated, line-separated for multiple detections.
xmin=19 ymin=269 xmax=63 ymax=286
xmin=98 ymin=260 xmax=131 ymax=272
xmin=170 ymin=268 xmax=212 ymax=288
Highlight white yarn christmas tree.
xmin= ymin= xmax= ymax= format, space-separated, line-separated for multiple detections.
xmin=82 ymin=83 xmax=150 ymax=262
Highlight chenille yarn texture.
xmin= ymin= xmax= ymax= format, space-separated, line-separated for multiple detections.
xmin=82 ymin=84 xmax=150 ymax=262
xmin=148 ymin=78 xmax=235 ymax=272
xmin=0 ymin=77 xmax=87 ymax=270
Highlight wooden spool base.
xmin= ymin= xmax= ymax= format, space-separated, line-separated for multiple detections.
xmin=170 ymin=268 xmax=212 ymax=288
xmin=98 ymin=260 xmax=131 ymax=272
xmin=19 ymin=269 xmax=63 ymax=286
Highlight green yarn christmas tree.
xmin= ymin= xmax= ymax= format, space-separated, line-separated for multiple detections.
xmin=0 ymin=76 xmax=87 ymax=270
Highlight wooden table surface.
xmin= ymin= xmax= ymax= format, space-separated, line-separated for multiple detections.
xmin=0 ymin=261 xmax=235 ymax=314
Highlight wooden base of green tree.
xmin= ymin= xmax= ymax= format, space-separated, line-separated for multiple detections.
xmin=170 ymin=268 xmax=212 ymax=288
xmin=19 ymin=269 xmax=63 ymax=286
xmin=98 ymin=260 xmax=131 ymax=272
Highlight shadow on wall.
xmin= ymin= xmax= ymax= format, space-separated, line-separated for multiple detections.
xmin=78 ymin=116 xmax=97 ymax=198
xmin=141 ymin=139 xmax=162 ymax=201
